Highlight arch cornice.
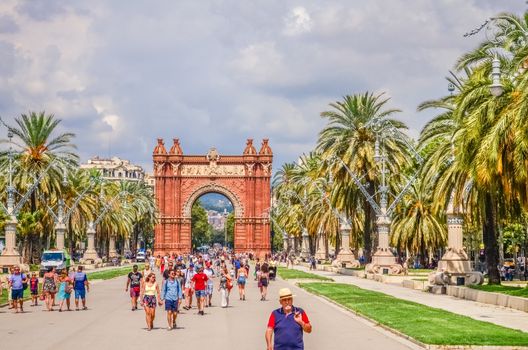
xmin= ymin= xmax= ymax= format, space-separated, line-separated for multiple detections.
xmin=182 ymin=182 xmax=243 ymax=218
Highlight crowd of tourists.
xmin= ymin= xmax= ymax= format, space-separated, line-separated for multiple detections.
xmin=0 ymin=265 xmax=89 ymax=313
xmin=128 ymin=251 xmax=279 ymax=331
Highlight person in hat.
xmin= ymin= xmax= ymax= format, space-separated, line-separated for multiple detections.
xmin=265 ymin=288 xmax=312 ymax=350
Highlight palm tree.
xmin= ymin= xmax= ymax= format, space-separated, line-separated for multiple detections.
xmin=391 ymin=178 xmax=447 ymax=265
xmin=0 ymin=111 xmax=78 ymax=262
xmin=317 ymin=92 xmax=410 ymax=263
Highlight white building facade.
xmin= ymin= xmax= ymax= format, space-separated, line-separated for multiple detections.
xmin=80 ymin=156 xmax=145 ymax=182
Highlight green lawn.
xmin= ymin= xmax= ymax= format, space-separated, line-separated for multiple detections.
xmin=469 ymin=284 xmax=528 ymax=298
xmin=87 ymin=265 xmax=144 ymax=281
xmin=277 ymin=267 xmax=333 ymax=281
xmin=300 ymin=282 xmax=528 ymax=346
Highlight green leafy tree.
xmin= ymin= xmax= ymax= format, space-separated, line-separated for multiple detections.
xmin=191 ymin=200 xmax=212 ymax=249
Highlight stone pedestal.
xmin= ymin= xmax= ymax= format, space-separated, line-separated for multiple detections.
xmin=282 ymin=234 xmax=289 ymax=252
xmin=0 ymin=217 xmax=23 ymax=268
xmin=81 ymin=226 xmax=101 ymax=264
xmin=366 ymin=214 xmax=402 ymax=275
xmin=300 ymin=229 xmax=310 ymax=260
xmin=333 ymin=221 xmax=359 ymax=268
xmin=55 ymin=223 xmax=66 ymax=251
xmin=429 ymin=203 xmax=483 ymax=286
xmin=109 ymin=236 xmax=118 ymax=258
xmin=315 ymin=232 xmax=326 ymax=260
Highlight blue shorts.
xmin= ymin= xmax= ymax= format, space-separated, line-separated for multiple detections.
xmin=75 ymin=289 xmax=86 ymax=299
xmin=165 ymin=299 xmax=178 ymax=311
xmin=12 ymin=289 xmax=24 ymax=300
xmin=195 ymin=290 xmax=206 ymax=298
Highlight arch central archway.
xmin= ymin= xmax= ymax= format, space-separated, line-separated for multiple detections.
xmin=182 ymin=183 xmax=243 ymax=218
xmin=152 ymin=138 xmax=273 ymax=258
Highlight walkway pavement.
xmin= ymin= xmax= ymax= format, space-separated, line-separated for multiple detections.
xmin=292 ymin=265 xmax=528 ymax=332
xmin=0 ymin=267 xmax=419 ymax=350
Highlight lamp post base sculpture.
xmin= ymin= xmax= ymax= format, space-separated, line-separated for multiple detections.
xmin=0 ymin=218 xmax=27 ymax=271
xmin=365 ymin=215 xmax=402 ymax=275
xmin=332 ymin=221 xmax=360 ymax=268
xmin=315 ymin=233 xmax=326 ymax=261
xmin=429 ymin=203 xmax=483 ymax=286
xmin=80 ymin=225 xmax=102 ymax=266
xmin=300 ymin=229 xmax=310 ymax=261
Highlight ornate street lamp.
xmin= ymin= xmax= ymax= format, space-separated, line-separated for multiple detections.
xmin=0 ymin=124 xmax=65 ymax=269
xmin=330 ymin=121 xmax=423 ymax=275
xmin=490 ymin=55 xmax=504 ymax=97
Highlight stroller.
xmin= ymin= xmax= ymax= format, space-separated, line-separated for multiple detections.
xmin=269 ymin=265 xmax=276 ymax=280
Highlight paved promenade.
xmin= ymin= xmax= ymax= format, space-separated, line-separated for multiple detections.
xmin=292 ymin=265 xmax=528 ymax=332
xmin=0 ymin=269 xmax=418 ymax=350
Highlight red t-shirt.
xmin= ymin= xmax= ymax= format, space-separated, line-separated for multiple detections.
xmin=192 ymin=272 xmax=208 ymax=291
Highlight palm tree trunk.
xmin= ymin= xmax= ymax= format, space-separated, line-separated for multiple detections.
xmin=483 ymin=192 xmax=501 ymax=285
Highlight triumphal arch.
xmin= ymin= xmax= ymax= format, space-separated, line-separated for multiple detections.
xmin=152 ymin=138 xmax=273 ymax=257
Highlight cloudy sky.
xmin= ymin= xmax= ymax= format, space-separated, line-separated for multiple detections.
xmin=0 ymin=0 xmax=525 ymax=172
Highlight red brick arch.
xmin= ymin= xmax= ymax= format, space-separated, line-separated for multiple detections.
xmin=153 ymin=138 xmax=272 ymax=258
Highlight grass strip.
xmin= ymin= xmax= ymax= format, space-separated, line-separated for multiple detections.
xmin=87 ymin=265 xmax=144 ymax=281
xmin=469 ymin=284 xmax=528 ymax=298
xmin=299 ymin=282 xmax=528 ymax=346
xmin=277 ymin=267 xmax=333 ymax=281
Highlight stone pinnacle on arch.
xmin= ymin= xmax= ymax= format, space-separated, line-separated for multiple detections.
xmin=243 ymin=138 xmax=257 ymax=155
xmin=259 ymin=139 xmax=273 ymax=155
xmin=153 ymin=138 xmax=167 ymax=155
xmin=169 ymin=138 xmax=183 ymax=155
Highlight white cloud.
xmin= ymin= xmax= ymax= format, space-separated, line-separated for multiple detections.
xmin=0 ymin=0 xmax=525 ymax=172
xmin=283 ymin=6 xmax=313 ymax=36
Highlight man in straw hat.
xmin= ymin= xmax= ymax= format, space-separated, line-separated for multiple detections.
xmin=265 ymin=287 xmax=312 ymax=350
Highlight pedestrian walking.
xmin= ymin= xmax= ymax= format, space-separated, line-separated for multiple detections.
xmin=140 ymin=272 xmax=162 ymax=331
xmin=57 ymin=270 xmax=73 ymax=312
xmin=265 ymin=288 xmax=312 ymax=350
xmin=182 ymin=264 xmax=196 ymax=310
xmin=161 ymin=269 xmax=183 ymax=330
xmin=162 ymin=261 xmax=174 ymax=280
xmin=42 ymin=267 xmax=58 ymax=311
xmin=203 ymin=261 xmax=215 ymax=307
xmin=259 ymin=261 xmax=270 ymax=301
xmin=73 ymin=265 xmax=89 ymax=311
xmin=8 ymin=265 xmax=27 ymax=313
xmin=237 ymin=264 xmax=248 ymax=300
xmin=191 ymin=265 xmax=208 ymax=315
xmin=126 ymin=264 xmax=143 ymax=311
xmin=29 ymin=272 xmax=39 ymax=306
xmin=218 ymin=267 xmax=232 ymax=308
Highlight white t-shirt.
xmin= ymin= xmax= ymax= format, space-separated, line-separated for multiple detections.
xmin=204 ymin=268 xmax=215 ymax=286
xmin=182 ymin=268 xmax=196 ymax=288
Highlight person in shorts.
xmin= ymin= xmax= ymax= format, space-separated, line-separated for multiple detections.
xmin=161 ymin=269 xmax=183 ymax=330
xmin=191 ymin=265 xmax=208 ymax=315
xmin=29 ymin=272 xmax=39 ymax=306
xmin=182 ymin=264 xmax=196 ymax=310
xmin=73 ymin=265 xmax=89 ymax=310
xmin=8 ymin=265 xmax=27 ymax=313
xmin=203 ymin=262 xmax=215 ymax=307
xmin=126 ymin=265 xmax=143 ymax=311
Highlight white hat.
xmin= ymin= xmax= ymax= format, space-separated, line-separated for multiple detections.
xmin=278 ymin=288 xmax=295 ymax=300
